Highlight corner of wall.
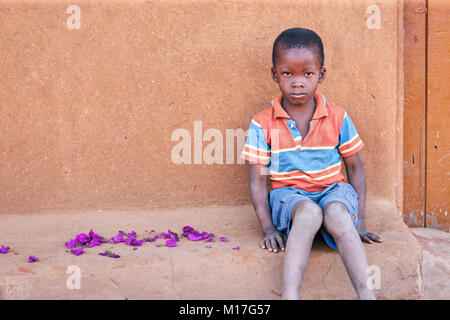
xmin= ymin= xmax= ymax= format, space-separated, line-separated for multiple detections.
xmin=395 ymin=0 xmax=405 ymax=218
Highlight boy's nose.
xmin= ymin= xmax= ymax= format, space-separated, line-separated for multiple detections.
xmin=292 ymin=80 xmax=305 ymax=88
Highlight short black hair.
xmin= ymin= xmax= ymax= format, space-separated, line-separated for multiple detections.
xmin=272 ymin=28 xmax=324 ymax=67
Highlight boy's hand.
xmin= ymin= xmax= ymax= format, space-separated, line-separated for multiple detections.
xmin=357 ymin=225 xmax=384 ymax=244
xmin=260 ymin=228 xmax=286 ymax=253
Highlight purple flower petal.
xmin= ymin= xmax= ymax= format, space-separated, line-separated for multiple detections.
xmin=89 ymin=229 xmax=104 ymax=241
xmin=134 ymin=239 xmax=143 ymax=246
xmin=88 ymin=239 xmax=102 ymax=248
xmin=166 ymin=239 xmax=177 ymax=247
xmin=156 ymin=244 xmax=161 ymax=247
xmin=99 ymin=250 xmax=120 ymax=258
xmin=73 ymin=248 xmax=84 ymax=256
xmin=205 ymin=245 xmax=212 ymax=249
xmin=220 ymin=237 xmax=229 ymax=242
xmin=183 ymin=226 xmax=194 ymax=233
xmin=28 ymin=255 xmax=39 ymax=263
xmin=188 ymin=233 xmax=203 ymax=241
xmin=168 ymin=230 xmax=179 ymax=241
xmin=111 ymin=234 xmax=124 ymax=244
xmin=75 ymin=233 xmax=90 ymax=245
xmin=66 ymin=230 xmax=107 ymax=251
xmin=232 ymin=246 xmax=240 ymax=250
xmin=65 ymin=239 xmax=77 ymax=249
xmin=0 ymin=245 xmax=10 ymax=254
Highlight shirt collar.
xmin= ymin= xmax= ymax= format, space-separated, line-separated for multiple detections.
xmin=271 ymin=92 xmax=328 ymax=120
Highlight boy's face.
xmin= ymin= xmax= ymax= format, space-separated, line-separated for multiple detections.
xmin=271 ymin=47 xmax=326 ymax=107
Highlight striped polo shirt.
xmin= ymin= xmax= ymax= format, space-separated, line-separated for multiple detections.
xmin=240 ymin=92 xmax=364 ymax=192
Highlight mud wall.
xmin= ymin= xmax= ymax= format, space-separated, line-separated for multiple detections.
xmin=0 ymin=0 xmax=403 ymax=214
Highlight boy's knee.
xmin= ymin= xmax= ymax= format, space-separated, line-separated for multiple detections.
xmin=291 ymin=200 xmax=323 ymax=229
xmin=323 ymin=201 xmax=354 ymax=236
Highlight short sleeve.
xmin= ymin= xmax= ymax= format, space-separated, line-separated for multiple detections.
xmin=240 ymin=118 xmax=271 ymax=165
xmin=338 ymin=112 xmax=364 ymax=157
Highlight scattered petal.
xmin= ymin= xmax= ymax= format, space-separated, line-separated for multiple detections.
xmin=65 ymin=239 xmax=77 ymax=249
xmin=0 ymin=245 xmax=10 ymax=254
xmin=220 ymin=237 xmax=229 ymax=242
xmin=182 ymin=226 xmax=194 ymax=233
xmin=166 ymin=239 xmax=177 ymax=247
xmin=73 ymin=248 xmax=84 ymax=256
xmin=28 ymin=255 xmax=39 ymax=263
xmin=188 ymin=233 xmax=203 ymax=241
xmin=168 ymin=230 xmax=179 ymax=242
xmin=232 ymin=246 xmax=240 ymax=250
xmin=99 ymin=250 xmax=120 ymax=258
xmin=66 ymin=230 xmax=107 ymax=251
xmin=75 ymin=233 xmax=90 ymax=245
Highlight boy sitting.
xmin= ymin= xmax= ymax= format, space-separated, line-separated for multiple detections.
xmin=241 ymin=28 xmax=383 ymax=300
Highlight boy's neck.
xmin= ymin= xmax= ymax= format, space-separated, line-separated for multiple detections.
xmin=281 ymin=94 xmax=316 ymax=117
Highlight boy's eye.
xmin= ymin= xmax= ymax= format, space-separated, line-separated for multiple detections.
xmin=305 ymin=72 xmax=313 ymax=76
xmin=282 ymin=72 xmax=292 ymax=76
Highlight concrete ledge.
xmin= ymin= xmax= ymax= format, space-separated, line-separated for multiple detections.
xmin=0 ymin=198 xmax=422 ymax=299
xmin=410 ymin=228 xmax=450 ymax=300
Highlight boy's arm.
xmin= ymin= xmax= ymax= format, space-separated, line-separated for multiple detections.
xmin=249 ymin=163 xmax=286 ymax=253
xmin=343 ymin=153 xmax=384 ymax=244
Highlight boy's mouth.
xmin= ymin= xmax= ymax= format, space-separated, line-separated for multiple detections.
xmin=290 ymin=93 xmax=307 ymax=98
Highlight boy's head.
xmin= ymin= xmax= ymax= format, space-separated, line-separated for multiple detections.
xmin=272 ymin=28 xmax=324 ymax=68
xmin=271 ymin=28 xmax=326 ymax=106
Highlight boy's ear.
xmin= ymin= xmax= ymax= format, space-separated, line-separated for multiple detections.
xmin=318 ymin=67 xmax=327 ymax=83
xmin=271 ymin=67 xmax=279 ymax=83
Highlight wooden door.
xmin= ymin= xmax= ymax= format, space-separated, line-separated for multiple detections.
xmin=403 ymin=0 xmax=449 ymax=232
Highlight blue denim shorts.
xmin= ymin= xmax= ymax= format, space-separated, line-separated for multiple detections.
xmin=269 ymin=183 xmax=359 ymax=250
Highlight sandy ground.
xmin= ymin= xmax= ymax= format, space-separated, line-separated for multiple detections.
xmin=0 ymin=199 xmax=433 ymax=299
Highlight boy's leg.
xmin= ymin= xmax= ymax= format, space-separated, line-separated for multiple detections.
xmin=282 ymin=200 xmax=323 ymax=300
xmin=322 ymin=201 xmax=375 ymax=300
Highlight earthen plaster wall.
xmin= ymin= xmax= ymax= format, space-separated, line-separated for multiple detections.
xmin=0 ymin=0 xmax=403 ymax=215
